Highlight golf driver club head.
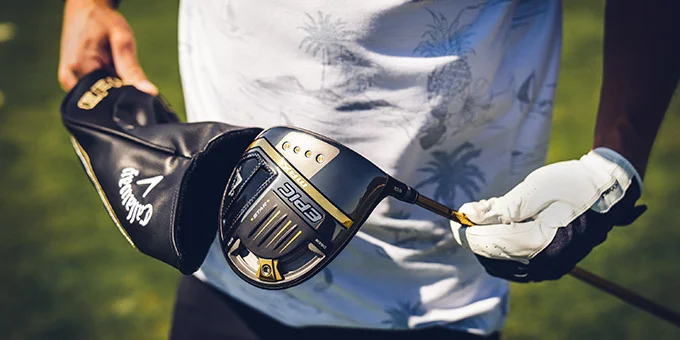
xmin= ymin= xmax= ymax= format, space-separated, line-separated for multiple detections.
xmin=218 ymin=126 xmax=472 ymax=289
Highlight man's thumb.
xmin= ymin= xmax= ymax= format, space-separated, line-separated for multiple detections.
xmin=459 ymin=198 xmax=511 ymax=225
xmin=132 ymin=80 xmax=159 ymax=96
xmin=110 ymin=31 xmax=158 ymax=96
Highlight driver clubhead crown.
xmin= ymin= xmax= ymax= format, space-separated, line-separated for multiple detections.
xmin=218 ymin=126 xmax=399 ymax=290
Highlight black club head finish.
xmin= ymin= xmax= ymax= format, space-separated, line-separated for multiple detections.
xmin=218 ymin=126 xmax=473 ymax=290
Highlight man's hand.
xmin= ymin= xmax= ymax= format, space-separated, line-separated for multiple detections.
xmin=450 ymin=148 xmax=646 ymax=282
xmin=58 ymin=0 xmax=157 ymax=95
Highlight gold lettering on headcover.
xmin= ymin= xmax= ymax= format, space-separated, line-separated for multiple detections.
xmin=77 ymin=77 xmax=124 ymax=110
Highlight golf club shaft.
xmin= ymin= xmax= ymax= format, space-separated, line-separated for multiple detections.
xmin=412 ymin=192 xmax=680 ymax=328
xmin=569 ymin=266 xmax=680 ymax=328
xmin=414 ymin=194 xmax=475 ymax=226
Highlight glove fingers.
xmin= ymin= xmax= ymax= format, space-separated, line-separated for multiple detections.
xmin=454 ymin=150 xmax=646 ymax=283
xmin=453 ymin=202 xmax=574 ymax=262
xmin=460 ymin=161 xmax=600 ymax=225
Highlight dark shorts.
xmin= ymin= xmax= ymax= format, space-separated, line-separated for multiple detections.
xmin=169 ymin=275 xmax=502 ymax=340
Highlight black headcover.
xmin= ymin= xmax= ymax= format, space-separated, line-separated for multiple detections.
xmin=61 ymin=69 xmax=262 ymax=274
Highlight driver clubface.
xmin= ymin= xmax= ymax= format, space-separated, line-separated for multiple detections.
xmin=218 ymin=126 xmax=467 ymax=290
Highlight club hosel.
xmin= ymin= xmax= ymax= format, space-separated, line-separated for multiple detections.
xmin=386 ymin=177 xmax=418 ymax=204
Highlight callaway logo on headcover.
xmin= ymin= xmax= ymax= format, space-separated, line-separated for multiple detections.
xmin=118 ymin=167 xmax=163 ymax=226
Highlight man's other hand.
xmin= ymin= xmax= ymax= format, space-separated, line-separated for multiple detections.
xmin=58 ymin=0 xmax=157 ymax=95
xmin=450 ymin=148 xmax=646 ymax=282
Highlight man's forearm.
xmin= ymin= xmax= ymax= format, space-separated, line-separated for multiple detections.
xmin=593 ymin=0 xmax=680 ymax=178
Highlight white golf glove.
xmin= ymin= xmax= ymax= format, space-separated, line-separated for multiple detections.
xmin=451 ymin=148 xmax=646 ymax=282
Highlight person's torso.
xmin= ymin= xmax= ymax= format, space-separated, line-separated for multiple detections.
xmin=178 ymin=0 xmax=562 ymax=334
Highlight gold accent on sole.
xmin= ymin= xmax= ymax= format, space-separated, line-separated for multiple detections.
xmin=248 ymin=138 xmax=353 ymax=228
xmin=70 ymin=138 xmax=136 ymax=248
xmin=280 ymin=230 xmax=303 ymax=253
xmin=256 ymin=258 xmax=283 ymax=281
xmin=266 ymin=220 xmax=292 ymax=248
xmin=253 ymin=210 xmax=281 ymax=240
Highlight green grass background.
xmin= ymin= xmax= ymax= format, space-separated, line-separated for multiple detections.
xmin=1 ymin=1 xmax=679 ymax=339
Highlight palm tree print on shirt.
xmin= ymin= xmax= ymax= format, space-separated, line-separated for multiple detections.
xmin=415 ymin=142 xmax=486 ymax=207
xmin=299 ymin=12 xmax=353 ymax=90
xmin=381 ymin=300 xmax=427 ymax=329
xmin=299 ymin=12 xmax=380 ymax=97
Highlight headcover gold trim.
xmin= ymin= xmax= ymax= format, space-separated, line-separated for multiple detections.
xmin=77 ymin=76 xmax=123 ymax=110
xmin=249 ymin=138 xmax=353 ymax=228
xmin=70 ymin=137 xmax=137 ymax=248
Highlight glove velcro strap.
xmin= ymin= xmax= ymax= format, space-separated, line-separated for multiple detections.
xmin=583 ymin=147 xmax=643 ymax=214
